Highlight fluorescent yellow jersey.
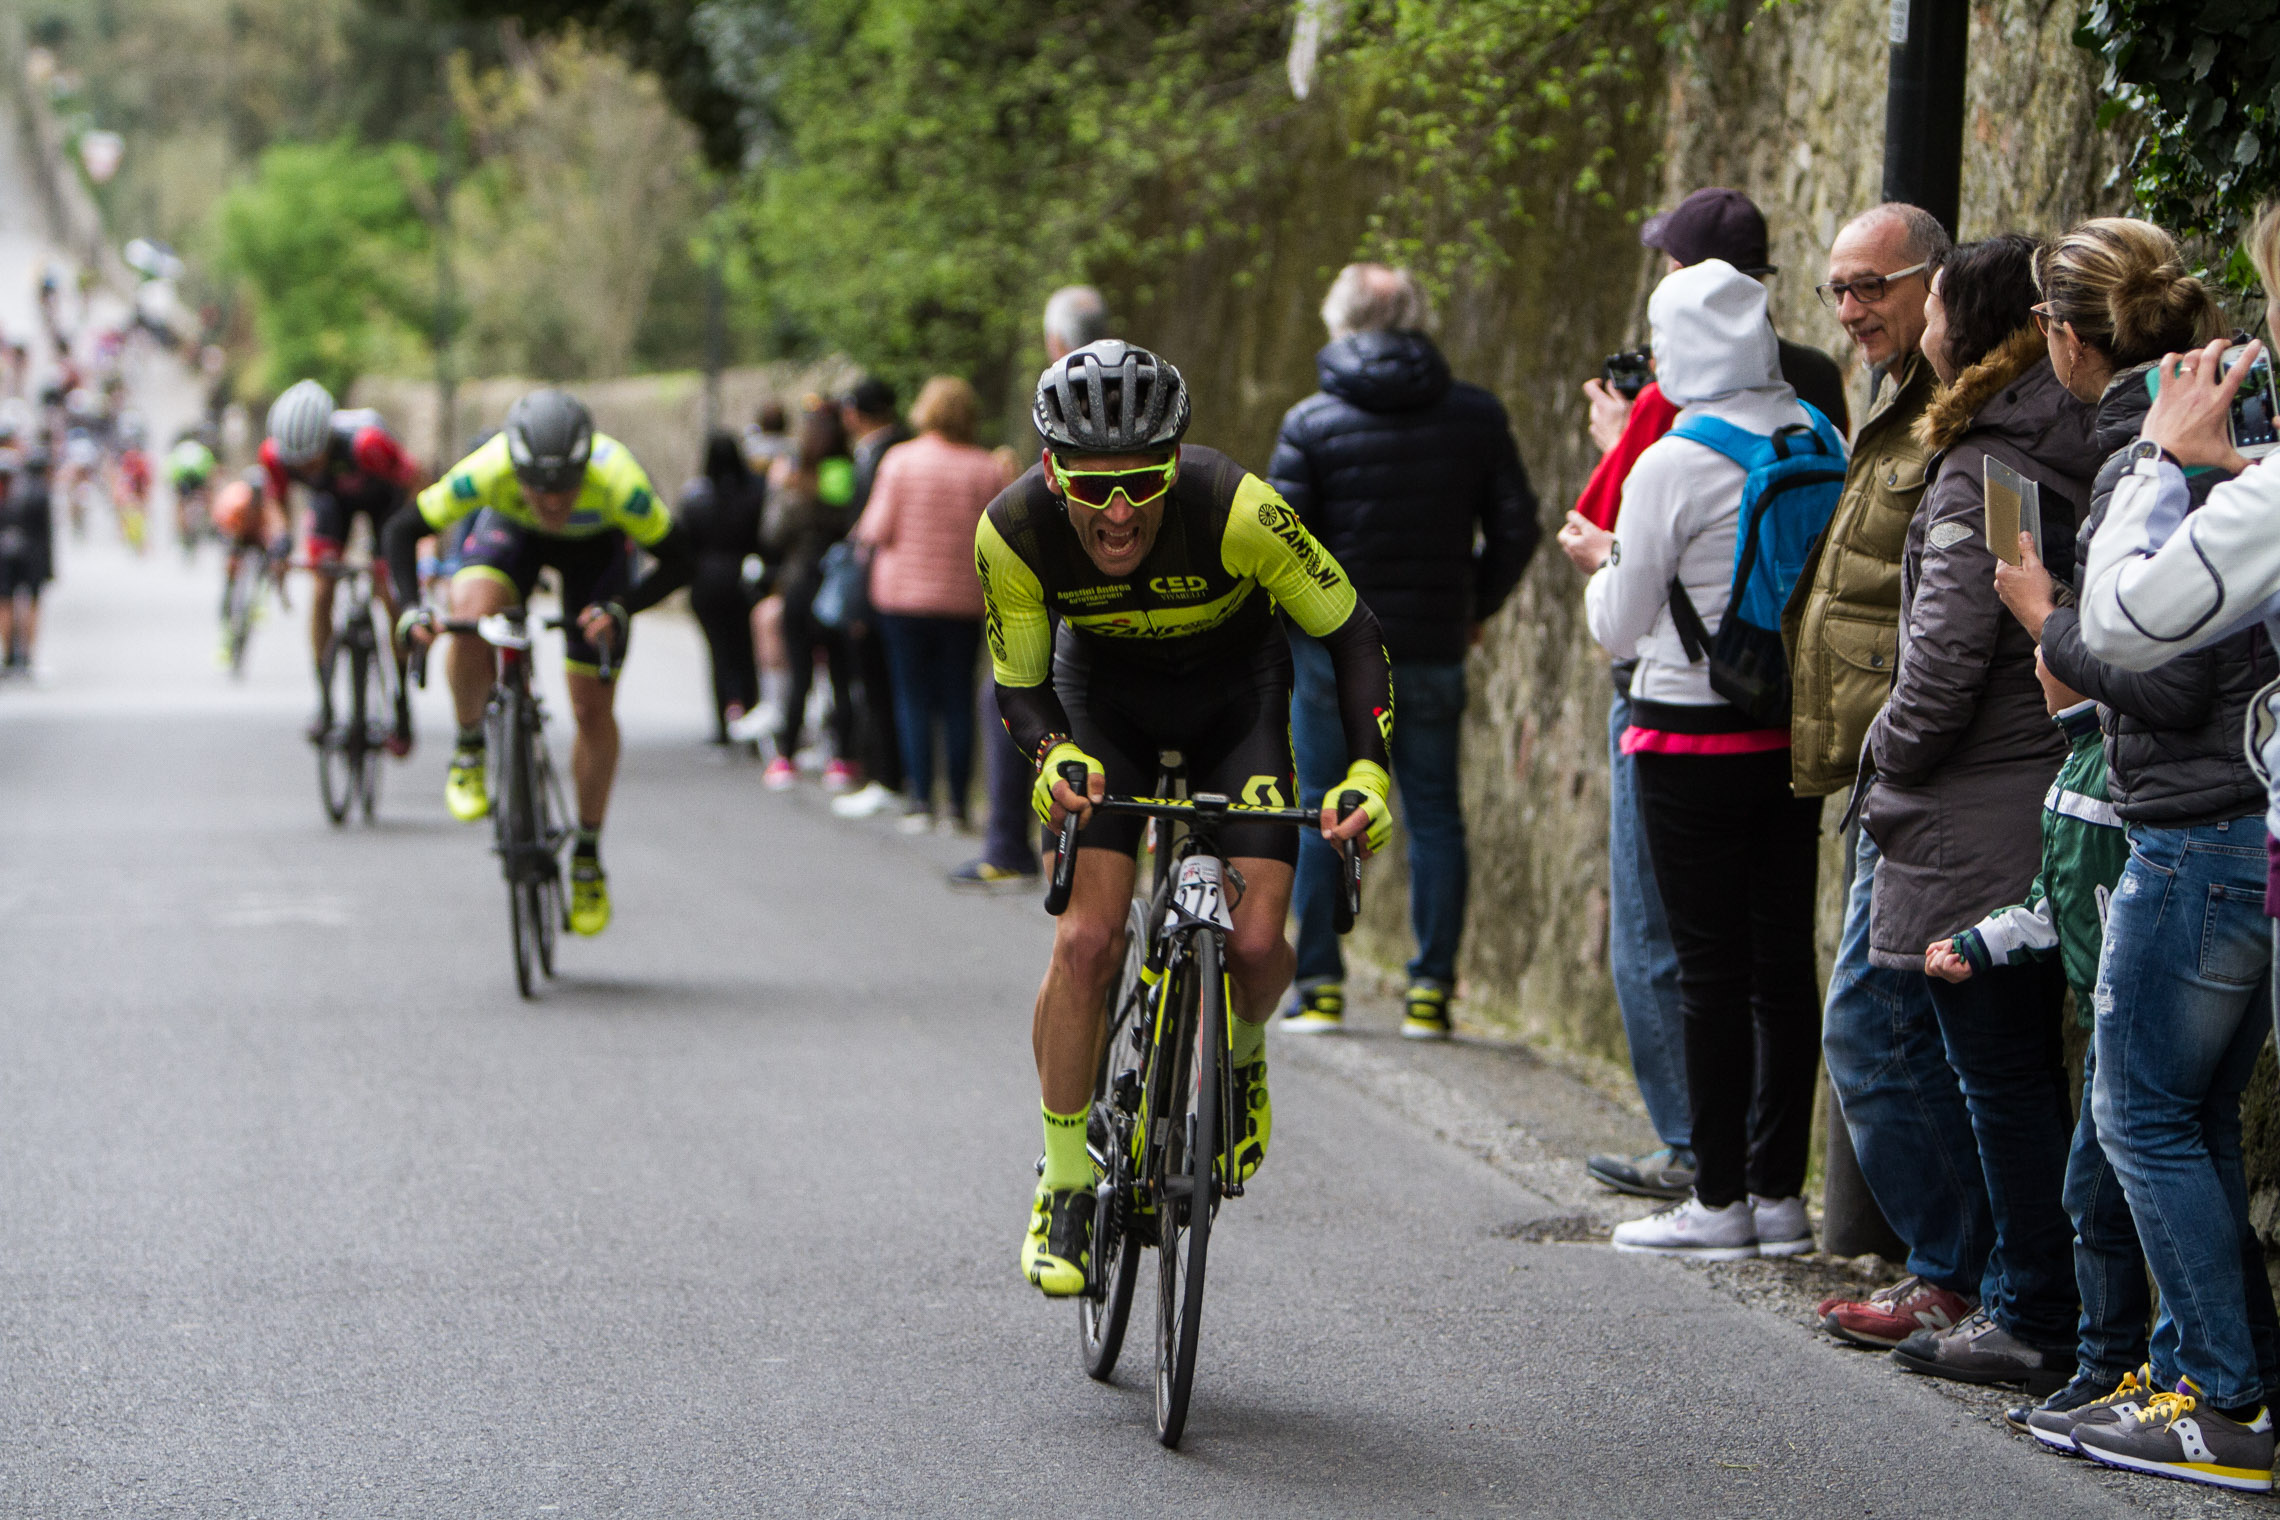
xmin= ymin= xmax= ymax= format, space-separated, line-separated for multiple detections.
xmin=416 ymin=430 xmax=669 ymax=546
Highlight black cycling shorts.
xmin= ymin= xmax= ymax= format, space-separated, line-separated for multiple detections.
xmin=307 ymin=490 xmax=405 ymax=561
xmin=0 ymin=552 xmax=45 ymax=598
xmin=1055 ymin=631 xmax=1299 ymax=865
xmin=455 ymin=509 xmax=634 ymax=678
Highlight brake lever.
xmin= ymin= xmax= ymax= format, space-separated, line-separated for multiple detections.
xmin=1331 ymin=788 xmax=1364 ymax=935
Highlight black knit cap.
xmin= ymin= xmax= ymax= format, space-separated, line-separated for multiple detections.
xmin=1639 ymin=188 xmax=1776 ymax=276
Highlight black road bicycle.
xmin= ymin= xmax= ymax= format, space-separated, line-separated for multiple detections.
xmin=309 ymin=560 xmax=400 ymax=825
xmin=1043 ymin=755 xmax=1362 ymax=1448
xmin=425 ymin=609 xmax=610 ymax=998
xmin=220 ymin=542 xmax=275 ymax=678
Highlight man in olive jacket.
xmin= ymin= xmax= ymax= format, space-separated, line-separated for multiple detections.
xmin=1789 ymin=205 xmax=1999 ymax=1350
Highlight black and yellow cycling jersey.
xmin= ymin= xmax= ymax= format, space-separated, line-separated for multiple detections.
xmin=413 ymin=430 xmax=670 ymax=546
xmin=976 ymin=444 xmax=1393 ymax=805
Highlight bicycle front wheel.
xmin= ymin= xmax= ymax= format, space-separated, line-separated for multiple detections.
xmin=1154 ymin=931 xmax=1222 ymax=1448
xmin=315 ymin=635 xmax=352 ymax=825
xmin=350 ymin=638 xmax=381 ymax=823
xmin=225 ymin=556 xmax=260 ymax=676
xmin=1081 ymin=897 xmax=1151 ymax=1382
xmin=495 ymin=691 xmax=540 ymax=999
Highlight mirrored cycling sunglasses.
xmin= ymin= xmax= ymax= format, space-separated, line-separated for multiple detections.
xmin=1049 ymin=453 xmax=1177 ymax=510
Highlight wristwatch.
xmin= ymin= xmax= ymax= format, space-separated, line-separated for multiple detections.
xmin=2126 ymin=438 xmax=2173 ymax=470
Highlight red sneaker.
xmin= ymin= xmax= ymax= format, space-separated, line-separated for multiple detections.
xmin=1819 ymin=1275 xmax=1973 ymax=1349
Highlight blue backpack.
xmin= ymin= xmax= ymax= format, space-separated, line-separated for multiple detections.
xmin=1664 ymin=403 xmax=1848 ymax=727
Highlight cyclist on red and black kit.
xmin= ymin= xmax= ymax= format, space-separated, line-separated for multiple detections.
xmin=262 ymin=379 xmax=421 ymax=752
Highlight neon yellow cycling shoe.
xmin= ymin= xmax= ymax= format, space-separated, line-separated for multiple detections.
xmin=1232 ymin=1053 xmax=1271 ymax=1182
xmin=569 ymin=856 xmax=611 ymax=936
xmin=444 ymin=748 xmax=489 ymax=822
xmin=1021 ymin=1183 xmax=1092 ymax=1297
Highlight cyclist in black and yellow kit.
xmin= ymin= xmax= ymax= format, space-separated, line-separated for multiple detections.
xmin=385 ymin=390 xmax=692 ymax=935
xmin=981 ymin=340 xmax=1397 ymax=1296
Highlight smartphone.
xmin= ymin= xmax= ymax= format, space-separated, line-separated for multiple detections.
xmin=2227 ymin=343 xmax=2280 ymax=459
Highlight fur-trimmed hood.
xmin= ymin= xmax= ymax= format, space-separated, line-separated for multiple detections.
xmin=1913 ymin=326 xmax=2051 ymax=452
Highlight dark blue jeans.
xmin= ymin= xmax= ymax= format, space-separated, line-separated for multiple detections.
xmin=1290 ymin=632 xmax=1467 ymax=990
xmin=1608 ymin=685 xmax=1689 ymax=1151
xmin=978 ymin=683 xmax=1039 ymax=873
xmin=876 ymin=613 xmax=980 ymax=817
xmin=2091 ymin=820 xmax=2280 ymax=1406
xmin=2063 ymin=1040 xmax=2159 ymax=1385
xmin=1925 ymin=957 xmax=2076 ymax=1352
xmin=1823 ymin=826 xmax=1993 ymax=1297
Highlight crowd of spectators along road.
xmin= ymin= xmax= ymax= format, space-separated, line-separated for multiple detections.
xmin=1555 ymin=185 xmax=2280 ymax=1495
xmin=673 ymin=186 xmax=2280 ymax=1495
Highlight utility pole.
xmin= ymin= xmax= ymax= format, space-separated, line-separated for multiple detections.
xmin=1880 ymin=0 xmax=1969 ymax=235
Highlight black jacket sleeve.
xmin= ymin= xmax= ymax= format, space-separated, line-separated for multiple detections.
xmin=2039 ymin=604 xmax=2214 ymax=730
xmin=1474 ymin=423 xmax=1539 ymax=623
xmin=381 ymin=501 xmax=425 ymax=609
xmin=620 ymin=524 xmax=696 ymax=616
xmin=1315 ymin=601 xmax=1394 ymax=774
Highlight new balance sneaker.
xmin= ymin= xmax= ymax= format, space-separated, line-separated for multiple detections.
xmin=2075 ymin=1382 xmax=2275 ymax=1493
xmin=1818 ymin=1274 xmax=1972 ymax=1349
xmin=948 ymin=858 xmax=1038 ymax=892
xmin=1890 ymin=1307 xmax=2072 ymax=1393
xmin=1231 ymin=1053 xmax=1270 ymax=1182
xmin=1610 ymin=1196 xmax=1758 ymax=1261
xmin=1585 ymin=1146 xmax=1696 ymax=1200
xmin=1277 ymin=982 xmax=1344 ymax=1034
xmin=2020 ymin=1365 xmax=2155 ymax=1454
xmin=1020 ymin=1184 xmax=1093 ymax=1298
xmin=1401 ymin=983 xmax=1453 ymax=1040
xmin=1750 ymin=1194 xmax=1814 ymax=1257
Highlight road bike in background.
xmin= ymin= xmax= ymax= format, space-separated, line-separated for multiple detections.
xmin=306 ymin=560 xmax=400 ymax=825
xmin=1043 ymin=755 xmax=1363 ymax=1447
xmin=219 ymin=541 xmax=275 ymax=677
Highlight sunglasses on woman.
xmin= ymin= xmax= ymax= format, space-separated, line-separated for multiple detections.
xmin=1049 ymin=453 xmax=1178 ymax=509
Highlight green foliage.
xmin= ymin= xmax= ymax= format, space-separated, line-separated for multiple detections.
xmin=216 ymin=139 xmax=431 ymax=395
xmin=2077 ymin=0 xmax=2280 ymax=287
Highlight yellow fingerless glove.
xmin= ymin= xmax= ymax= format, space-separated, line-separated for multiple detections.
xmin=1331 ymin=759 xmax=1393 ymax=853
xmin=1032 ymin=740 xmax=1105 ymax=825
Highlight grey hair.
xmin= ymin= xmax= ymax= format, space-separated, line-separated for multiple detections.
xmin=1042 ymin=285 xmax=1109 ymax=351
xmin=1847 ymin=202 xmax=1954 ymax=268
xmin=1320 ymin=263 xmax=1431 ymax=339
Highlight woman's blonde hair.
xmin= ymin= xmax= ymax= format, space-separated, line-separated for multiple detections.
xmin=2248 ymin=202 xmax=2280 ymax=323
xmin=2036 ymin=217 xmax=2223 ymax=367
xmin=910 ymin=376 xmax=980 ymax=444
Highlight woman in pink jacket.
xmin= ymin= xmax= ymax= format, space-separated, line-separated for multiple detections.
xmin=855 ymin=377 xmax=1013 ymax=829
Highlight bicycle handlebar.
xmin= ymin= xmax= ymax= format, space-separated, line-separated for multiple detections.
xmin=1042 ymin=762 xmax=1365 ymax=927
xmin=416 ymin=609 xmax=616 ymax=683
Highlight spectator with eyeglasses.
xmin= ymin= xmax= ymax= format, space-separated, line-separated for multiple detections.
xmin=1792 ymin=204 xmax=1997 ymax=1353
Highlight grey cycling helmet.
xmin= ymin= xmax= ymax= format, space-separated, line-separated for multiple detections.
xmin=266 ymin=379 xmax=334 ymax=467
xmin=1033 ymin=339 xmax=1189 ymax=455
xmin=504 ymin=388 xmax=594 ymax=493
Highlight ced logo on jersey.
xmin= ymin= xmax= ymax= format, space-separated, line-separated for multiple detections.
xmin=1149 ymin=575 xmax=1210 ymax=599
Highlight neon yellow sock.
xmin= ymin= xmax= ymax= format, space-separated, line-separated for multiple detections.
xmin=1041 ymin=1103 xmax=1091 ymax=1190
xmin=1230 ymin=1012 xmax=1266 ymax=1066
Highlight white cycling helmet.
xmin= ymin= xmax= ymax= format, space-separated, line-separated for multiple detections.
xmin=266 ymin=379 xmax=334 ymax=467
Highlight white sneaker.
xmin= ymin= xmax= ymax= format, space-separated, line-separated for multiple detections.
xmin=1750 ymin=1194 xmax=1815 ymax=1257
xmin=727 ymin=704 xmax=778 ymax=744
xmin=1610 ymin=1197 xmax=1758 ymax=1261
xmin=831 ymin=781 xmax=900 ymax=819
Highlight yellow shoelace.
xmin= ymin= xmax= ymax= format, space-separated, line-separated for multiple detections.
xmin=2138 ymin=1390 xmax=2196 ymax=1428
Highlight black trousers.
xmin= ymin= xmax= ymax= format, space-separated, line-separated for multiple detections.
xmin=852 ymin=620 xmax=904 ymax=792
xmin=691 ymin=560 xmax=757 ymax=739
xmin=777 ymin=583 xmax=858 ymax=763
xmin=1632 ymin=746 xmax=1823 ymax=1207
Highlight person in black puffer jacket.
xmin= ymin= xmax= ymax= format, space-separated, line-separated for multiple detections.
xmin=1992 ymin=217 xmax=2280 ymax=1434
xmin=1267 ymin=262 xmax=1540 ymax=1038
xmin=677 ymin=431 xmax=766 ymax=744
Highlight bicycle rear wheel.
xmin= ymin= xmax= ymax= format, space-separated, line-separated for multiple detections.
xmin=315 ymin=635 xmax=352 ymax=825
xmin=1081 ymin=897 xmax=1151 ymax=1382
xmin=1154 ymin=931 xmax=1221 ymax=1448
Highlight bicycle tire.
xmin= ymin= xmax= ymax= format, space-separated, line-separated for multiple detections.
xmin=1154 ymin=931 xmax=1220 ymax=1448
xmin=498 ymin=688 xmax=539 ymax=999
xmin=1081 ymin=897 xmax=1151 ymax=1382
xmin=315 ymin=634 xmax=352 ymax=825
xmin=529 ymin=715 xmax=562 ymax=976
xmin=225 ymin=557 xmax=259 ymax=676
xmin=350 ymin=637 xmax=380 ymax=823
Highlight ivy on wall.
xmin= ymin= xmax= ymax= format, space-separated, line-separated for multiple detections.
xmin=2077 ymin=0 xmax=2280 ymax=286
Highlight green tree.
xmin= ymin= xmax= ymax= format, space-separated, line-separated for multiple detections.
xmin=217 ymin=138 xmax=432 ymax=396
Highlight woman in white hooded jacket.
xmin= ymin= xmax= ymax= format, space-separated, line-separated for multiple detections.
xmin=1560 ymin=260 xmax=1826 ymax=1260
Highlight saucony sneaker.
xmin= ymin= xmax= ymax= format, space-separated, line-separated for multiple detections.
xmin=1890 ymin=1307 xmax=2073 ymax=1394
xmin=2019 ymin=1365 xmax=2155 ymax=1454
xmin=2075 ymin=1382 xmax=2274 ymax=1493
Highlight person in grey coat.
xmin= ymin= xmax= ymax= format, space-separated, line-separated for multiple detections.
xmin=1861 ymin=234 xmax=2100 ymax=1389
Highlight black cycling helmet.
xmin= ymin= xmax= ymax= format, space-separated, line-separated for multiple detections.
xmin=1033 ymin=339 xmax=1190 ymax=456
xmin=504 ymin=388 xmax=594 ymax=493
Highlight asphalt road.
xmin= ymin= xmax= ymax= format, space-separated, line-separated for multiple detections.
xmin=0 ymin=107 xmax=2210 ymax=1520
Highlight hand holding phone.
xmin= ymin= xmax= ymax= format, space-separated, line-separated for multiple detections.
xmin=2144 ymin=337 xmax=2267 ymax=474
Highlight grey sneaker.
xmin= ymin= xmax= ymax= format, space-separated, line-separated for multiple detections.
xmin=2019 ymin=1365 xmax=2155 ymax=1454
xmin=1890 ymin=1307 xmax=2072 ymax=1395
xmin=1610 ymin=1196 xmax=1757 ymax=1261
xmin=1749 ymin=1194 xmax=1814 ymax=1257
xmin=1585 ymin=1146 xmax=1696 ymax=1201
xmin=2075 ymin=1382 xmax=2274 ymax=1493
